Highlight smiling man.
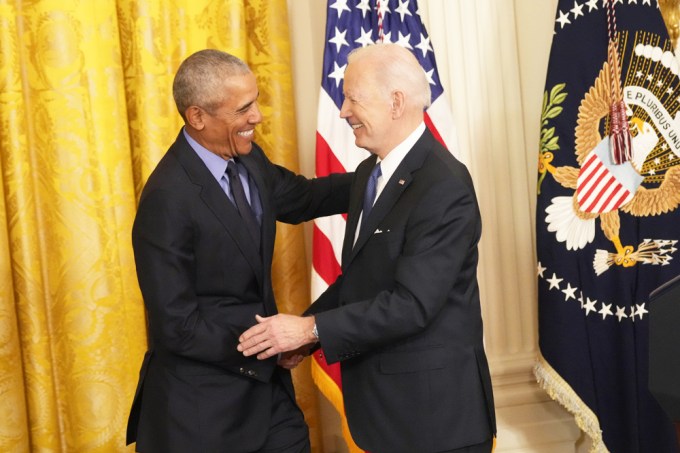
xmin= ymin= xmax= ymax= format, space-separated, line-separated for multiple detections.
xmin=238 ymin=43 xmax=496 ymax=453
xmin=126 ymin=49 xmax=351 ymax=453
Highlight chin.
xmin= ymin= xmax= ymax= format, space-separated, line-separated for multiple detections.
xmin=236 ymin=145 xmax=254 ymax=155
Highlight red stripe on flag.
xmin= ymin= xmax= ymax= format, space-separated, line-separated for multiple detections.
xmin=313 ymin=224 xmax=342 ymax=286
xmin=579 ymin=163 xmax=607 ymax=204
xmin=424 ymin=111 xmax=447 ymax=149
xmin=583 ymin=176 xmax=615 ymax=212
xmin=316 ymin=132 xmax=347 ymax=176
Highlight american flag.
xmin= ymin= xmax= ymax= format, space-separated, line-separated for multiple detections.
xmin=310 ymin=0 xmax=455 ymax=450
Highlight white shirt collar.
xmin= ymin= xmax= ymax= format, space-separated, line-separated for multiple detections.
xmin=375 ymin=122 xmax=426 ymax=198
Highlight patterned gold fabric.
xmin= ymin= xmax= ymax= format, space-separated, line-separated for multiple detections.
xmin=0 ymin=1 xmax=320 ymax=451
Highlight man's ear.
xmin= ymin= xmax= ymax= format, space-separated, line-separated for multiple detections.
xmin=391 ymin=91 xmax=406 ymax=119
xmin=185 ymin=106 xmax=205 ymax=130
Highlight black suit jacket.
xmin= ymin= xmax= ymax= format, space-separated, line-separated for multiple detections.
xmin=307 ymin=129 xmax=496 ymax=453
xmin=127 ymin=131 xmax=351 ymax=452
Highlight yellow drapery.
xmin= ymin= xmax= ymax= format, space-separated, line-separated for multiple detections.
xmin=0 ymin=1 xmax=321 ymax=451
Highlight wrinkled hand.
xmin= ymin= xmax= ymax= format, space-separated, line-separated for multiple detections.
xmin=237 ymin=314 xmax=316 ymax=360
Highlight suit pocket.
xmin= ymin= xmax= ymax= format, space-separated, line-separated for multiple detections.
xmin=379 ymin=346 xmax=446 ymax=374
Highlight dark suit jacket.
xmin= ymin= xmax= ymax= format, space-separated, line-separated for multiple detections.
xmin=306 ymin=129 xmax=496 ymax=453
xmin=127 ymin=131 xmax=351 ymax=453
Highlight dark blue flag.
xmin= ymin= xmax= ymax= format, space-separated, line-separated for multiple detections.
xmin=535 ymin=1 xmax=680 ymax=451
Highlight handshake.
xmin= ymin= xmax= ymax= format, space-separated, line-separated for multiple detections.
xmin=237 ymin=314 xmax=319 ymax=369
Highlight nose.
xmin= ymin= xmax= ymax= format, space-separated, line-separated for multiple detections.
xmin=339 ymin=99 xmax=350 ymax=119
xmin=250 ymin=102 xmax=263 ymax=124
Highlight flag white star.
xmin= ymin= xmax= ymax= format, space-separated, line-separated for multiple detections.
xmin=424 ymin=68 xmax=435 ymax=86
xmin=556 ymin=10 xmax=571 ymax=28
xmin=668 ymin=87 xmax=674 ymax=94
xmin=571 ymin=1 xmax=584 ymax=18
xmin=583 ymin=297 xmax=598 ymax=316
xmin=547 ymin=273 xmax=563 ymax=290
xmin=380 ymin=31 xmax=393 ymax=44
xmin=328 ymin=62 xmax=346 ymax=87
xmin=330 ymin=0 xmax=351 ymax=18
xmin=586 ymin=0 xmax=599 ymax=10
xmin=395 ymin=0 xmax=413 ymax=21
xmin=537 ymin=262 xmax=547 ymax=278
xmin=647 ymin=74 xmax=654 ymax=82
xmin=628 ymin=0 xmax=638 ymax=4
xmin=329 ymin=27 xmax=349 ymax=52
xmin=635 ymin=303 xmax=649 ymax=320
xmin=656 ymin=80 xmax=663 ymax=87
xmin=636 ymin=71 xmax=643 ymax=78
xmin=629 ymin=306 xmax=637 ymax=322
xmin=599 ymin=303 xmax=613 ymax=320
xmin=615 ymin=306 xmax=628 ymax=321
xmin=415 ymin=33 xmax=433 ymax=58
xmin=562 ymin=283 xmax=578 ymax=301
xmin=613 ymin=0 xmax=624 ymax=4
xmin=642 ymin=0 xmax=651 ymax=5
xmin=355 ymin=27 xmax=374 ymax=47
xmin=396 ymin=31 xmax=413 ymax=49
xmin=356 ymin=0 xmax=371 ymax=18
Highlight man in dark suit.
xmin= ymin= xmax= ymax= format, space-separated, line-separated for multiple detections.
xmin=126 ymin=49 xmax=351 ymax=453
xmin=238 ymin=43 xmax=496 ymax=453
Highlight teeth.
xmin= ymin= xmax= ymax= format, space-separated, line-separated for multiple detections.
xmin=238 ymin=130 xmax=254 ymax=137
xmin=351 ymin=124 xmax=363 ymax=130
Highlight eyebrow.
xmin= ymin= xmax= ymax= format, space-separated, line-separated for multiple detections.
xmin=237 ymin=91 xmax=259 ymax=113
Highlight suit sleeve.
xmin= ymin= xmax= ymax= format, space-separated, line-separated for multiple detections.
xmin=314 ymin=176 xmax=481 ymax=364
xmin=259 ymin=155 xmax=352 ymax=223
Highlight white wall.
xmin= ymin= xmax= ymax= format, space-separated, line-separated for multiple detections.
xmin=286 ymin=1 xmax=591 ymax=451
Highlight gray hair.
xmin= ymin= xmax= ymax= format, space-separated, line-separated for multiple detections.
xmin=172 ymin=49 xmax=250 ymax=119
xmin=347 ymin=43 xmax=431 ymax=110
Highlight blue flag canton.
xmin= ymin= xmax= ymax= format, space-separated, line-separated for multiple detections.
xmin=321 ymin=0 xmax=444 ymax=110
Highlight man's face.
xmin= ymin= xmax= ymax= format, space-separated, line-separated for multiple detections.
xmin=340 ymin=63 xmax=393 ymax=156
xmin=201 ymin=72 xmax=262 ymax=159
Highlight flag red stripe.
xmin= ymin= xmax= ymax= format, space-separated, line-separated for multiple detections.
xmin=313 ymin=225 xmax=342 ymax=286
xmin=583 ymin=176 xmax=615 ymax=212
xmin=424 ymin=111 xmax=447 ymax=149
xmin=316 ymin=132 xmax=347 ymax=176
xmin=579 ymin=163 xmax=607 ymax=204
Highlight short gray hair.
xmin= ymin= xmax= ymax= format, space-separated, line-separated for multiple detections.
xmin=172 ymin=49 xmax=250 ymax=120
xmin=347 ymin=43 xmax=431 ymax=110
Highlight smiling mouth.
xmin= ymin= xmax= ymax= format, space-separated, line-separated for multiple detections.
xmin=351 ymin=124 xmax=363 ymax=130
xmin=238 ymin=130 xmax=254 ymax=138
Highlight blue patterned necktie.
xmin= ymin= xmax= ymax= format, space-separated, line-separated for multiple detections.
xmin=226 ymin=160 xmax=260 ymax=247
xmin=361 ymin=162 xmax=381 ymax=231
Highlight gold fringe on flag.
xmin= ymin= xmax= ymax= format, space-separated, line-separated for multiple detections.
xmin=534 ymin=355 xmax=609 ymax=453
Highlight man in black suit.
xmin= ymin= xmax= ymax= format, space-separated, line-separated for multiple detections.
xmin=126 ymin=49 xmax=351 ymax=453
xmin=238 ymin=43 xmax=496 ymax=453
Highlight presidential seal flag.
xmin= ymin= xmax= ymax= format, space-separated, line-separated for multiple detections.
xmin=535 ymin=1 xmax=680 ymax=451
xmin=311 ymin=0 xmax=456 ymax=451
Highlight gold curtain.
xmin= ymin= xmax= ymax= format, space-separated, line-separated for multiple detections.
xmin=0 ymin=0 xmax=321 ymax=451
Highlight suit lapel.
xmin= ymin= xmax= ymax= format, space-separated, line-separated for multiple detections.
xmin=344 ymin=129 xmax=434 ymax=268
xmin=171 ymin=134 xmax=264 ymax=287
xmin=341 ymin=155 xmax=377 ymax=266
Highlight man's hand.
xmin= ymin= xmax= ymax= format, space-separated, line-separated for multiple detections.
xmin=237 ymin=314 xmax=316 ymax=360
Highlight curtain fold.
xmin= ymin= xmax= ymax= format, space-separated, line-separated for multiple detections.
xmin=0 ymin=1 xmax=319 ymax=451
